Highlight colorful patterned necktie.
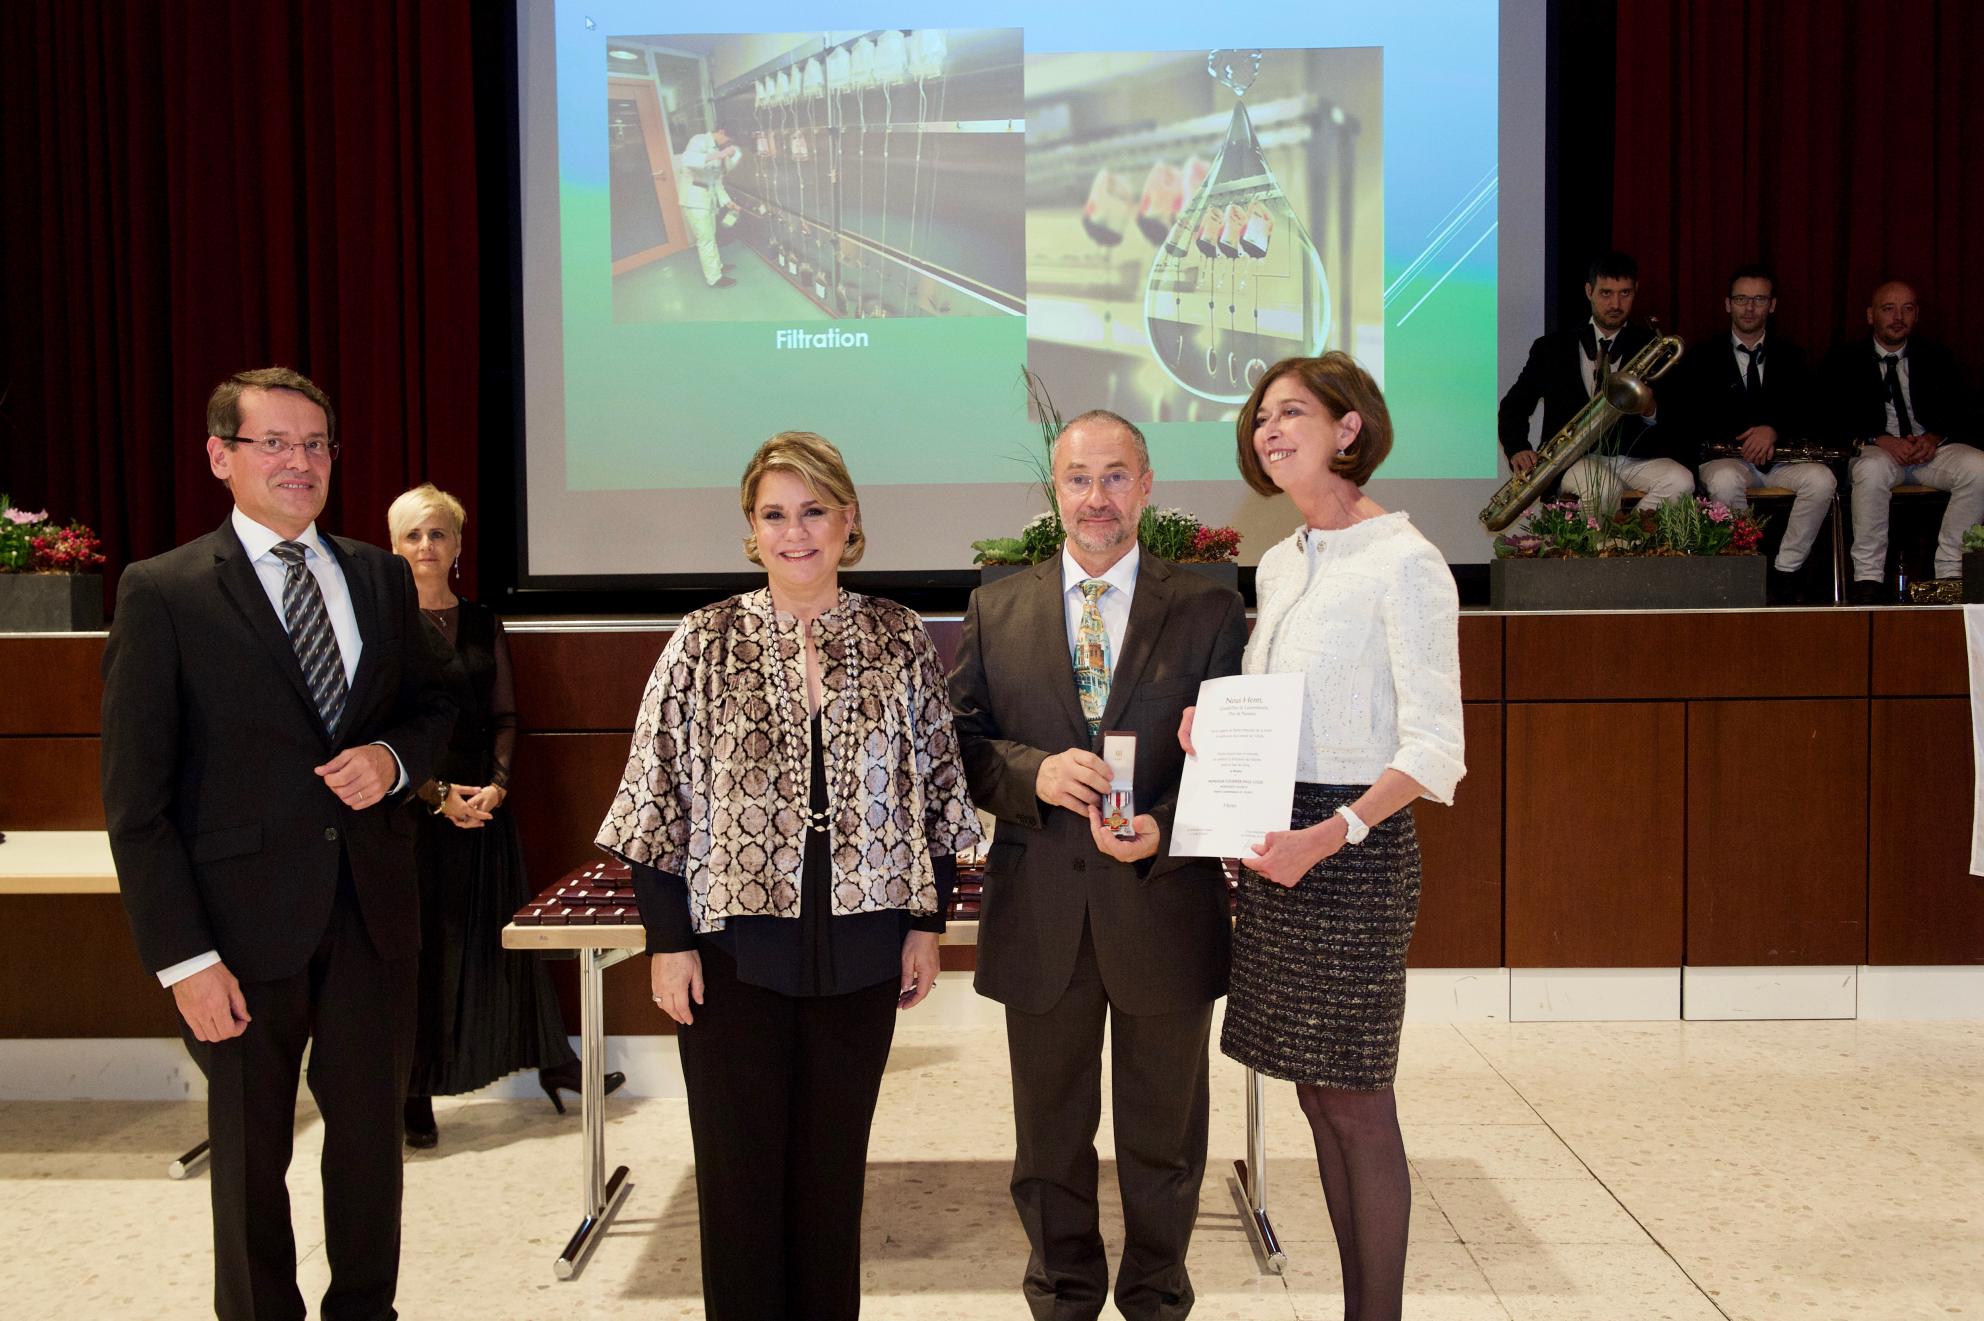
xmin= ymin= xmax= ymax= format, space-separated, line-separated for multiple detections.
xmin=1072 ymin=579 xmax=1111 ymax=738
xmin=270 ymin=540 xmax=349 ymax=735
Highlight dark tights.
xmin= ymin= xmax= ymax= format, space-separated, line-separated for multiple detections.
xmin=1295 ymin=1082 xmax=1409 ymax=1321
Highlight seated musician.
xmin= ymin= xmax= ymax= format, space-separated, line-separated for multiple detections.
xmin=1816 ymin=279 xmax=1984 ymax=602
xmin=1497 ymin=250 xmax=1692 ymax=512
xmin=1683 ymin=264 xmax=1834 ymax=604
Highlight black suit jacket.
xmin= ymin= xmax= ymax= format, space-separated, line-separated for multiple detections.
xmin=1672 ymin=334 xmax=1814 ymax=465
xmin=1498 ymin=322 xmax=1670 ymax=461
xmin=948 ymin=555 xmax=1246 ymax=1017
xmin=101 ymin=518 xmax=458 ymax=983
xmin=1816 ymin=336 xmax=1971 ymax=448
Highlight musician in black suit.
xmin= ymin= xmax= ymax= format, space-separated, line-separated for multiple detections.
xmin=1498 ymin=250 xmax=1692 ymax=511
xmin=101 ymin=367 xmax=457 ymax=1321
xmin=1818 ymin=280 xmax=1983 ymax=601
xmin=1684 ymin=265 xmax=1834 ymax=602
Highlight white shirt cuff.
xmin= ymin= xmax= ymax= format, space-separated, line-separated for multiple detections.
xmin=158 ymin=950 xmax=222 ymax=988
xmin=370 ymin=742 xmax=408 ymax=795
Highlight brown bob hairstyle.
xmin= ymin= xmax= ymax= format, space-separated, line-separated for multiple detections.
xmin=739 ymin=430 xmax=866 ymax=567
xmin=1234 ymin=352 xmax=1394 ymax=494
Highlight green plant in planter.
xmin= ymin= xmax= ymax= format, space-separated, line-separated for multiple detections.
xmin=1963 ymin=523 xmax=1984 ymax=553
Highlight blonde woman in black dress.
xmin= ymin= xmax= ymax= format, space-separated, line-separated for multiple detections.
xmin=388 ymin=484 xmax=621 ymax=1148
xmin=1185 ymin=353 xmax=1465 ymax=1320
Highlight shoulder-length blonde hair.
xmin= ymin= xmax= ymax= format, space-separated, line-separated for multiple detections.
xmin=738 ymin=431 xmax=866 ymax=567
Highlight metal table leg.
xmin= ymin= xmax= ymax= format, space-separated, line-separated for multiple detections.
xmin=167 ymin=1138 xmax=210 ymax=1180
xmin=554 ymin=945 xmax=635 ymax=1281
xmin=1233 ymin=1067 xmax=1287 ymax=1274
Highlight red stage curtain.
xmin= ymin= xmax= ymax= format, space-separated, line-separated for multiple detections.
xmin=0 ymin=0 xmax=482 ymax=600
xmin=1613 ymin=0 xmax=1984 ymax=371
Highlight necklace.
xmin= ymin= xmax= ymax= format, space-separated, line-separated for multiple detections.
xmin=421 ymin=601 xmax=458 ymax=630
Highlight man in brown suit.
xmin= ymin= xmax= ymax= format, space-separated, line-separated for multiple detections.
xmin=949 ymin=410 xmax=1246 ymax=1321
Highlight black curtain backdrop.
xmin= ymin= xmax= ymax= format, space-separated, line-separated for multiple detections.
xmin=0 ymin=0 xmax=486 ymax=605
xmin=1612 ymin=0 xmax=1984 ymax=368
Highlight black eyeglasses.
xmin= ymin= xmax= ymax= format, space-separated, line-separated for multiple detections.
xmin=227 ymin=436 xmax=340 ymax=461
xmin=1728 ymin=295 xmax=1772 ymax=308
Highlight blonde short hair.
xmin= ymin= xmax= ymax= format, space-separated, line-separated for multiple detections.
xmin=386 ymin=482 xmax=467 ymax=545
xmin=739 ymin=431 xmax=865 ymax=567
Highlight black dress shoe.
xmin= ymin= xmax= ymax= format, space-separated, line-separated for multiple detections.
xmin=1848 ymin=579 xmax=1887 ymax=605
xmin=712 ymin=276 xmax=737 ymax=288
xmin=539 ymin=1062 xmax=627 ymax=1116
xmin=403 ymin=1095 xmax=438 ymax=1149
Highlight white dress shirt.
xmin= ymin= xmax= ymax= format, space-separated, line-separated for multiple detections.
xmin=1874 ymin=339 xmax=1918 ymax=437
xmin=1059 ymin=541 xmax=1140 ymax=675
xmin=1244 ymin=515 xmax=1466 ymax=803
xmin=156 ymin=509 xmax=401 ymax=988
xmin=1582 ymin=317 xmax=1620 ymax=395
xmin=1732 ymin=332 xmax=1767 ymax=385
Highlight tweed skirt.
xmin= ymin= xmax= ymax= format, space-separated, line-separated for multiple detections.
xmin=1220 ymin=783 xmax=1421 ymax=1090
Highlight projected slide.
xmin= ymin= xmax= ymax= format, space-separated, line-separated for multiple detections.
xmin=522 ymin=3 xmax=1504 ymax=579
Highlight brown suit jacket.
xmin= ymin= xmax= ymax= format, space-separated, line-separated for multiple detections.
xmin=948 ymin=554 xmax=1246 ymax=1016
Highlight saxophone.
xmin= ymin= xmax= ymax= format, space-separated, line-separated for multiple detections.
xmin=1480 ymin=329 xmax=1686 ymax=532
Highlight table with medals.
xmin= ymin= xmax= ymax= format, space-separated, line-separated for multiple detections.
xmin=501 ymin=857 xmax=1289 ymax=1281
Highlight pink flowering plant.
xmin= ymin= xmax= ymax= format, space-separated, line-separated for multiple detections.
xmin=0 ymin=495 xmax=107 ymax=573
xmin=1494 ymin=495 xmax=1763 ymax=559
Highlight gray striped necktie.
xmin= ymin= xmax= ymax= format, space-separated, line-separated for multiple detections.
xmin=270 ymin=540 xmax=348 ymax=734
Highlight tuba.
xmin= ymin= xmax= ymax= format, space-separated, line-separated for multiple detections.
xmin=1479 ymin=328 xmax=1687 ymax=531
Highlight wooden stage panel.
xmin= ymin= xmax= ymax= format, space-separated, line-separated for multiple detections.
xmin=1505 ymin=702 xmax=1685 ymax=967
xmin=1686 ymin=700 xmax=1867 ymax=966
xmin=1870 ymin=609 xmax=1966 ymax=697
xmin=1505 ymin=611 xmax=1867 ymax=702
xmin=507 ymin=629 xmax=668 ymax=731
xmin=1869 ymin=698 xmax=1984 ymax=965
xmin=0 ymin=895 xmax=178 ymax=1038
xmin=0 ymin=634 xmax=104 ymax=735
xmin=1458 ymin=614 xmax=1502 ymax=702
xmin=0 ymin=737 xmax=105 ymax=829
xmin=1409 ymin=703 xmax=1503 ymax=968
xmin=508 ymin=731 xmax=636 ymax=898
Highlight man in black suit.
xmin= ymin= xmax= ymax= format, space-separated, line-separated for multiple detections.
xmin=1498 ymin=250 xmax=1692 ymax=511
xmin=1819 ymin=280 xmax=1983 ymax=601
xmin=949 ymin=410 xmax=1246 ymax=1321
xmin=1684 ymin=264 xmax=1834 ymax=602
xmin=101 ymin=367 xmax=456 ymax=1320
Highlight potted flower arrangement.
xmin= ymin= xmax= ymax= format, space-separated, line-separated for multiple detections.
xmin=971 ymin=370 xmax=1241 ymax=584
xmin=1488 ymin=495 xmax=1766 ymax=610
xmin=1964 ymin=524 xmax=1984 ymax=604
xmin=0 ymin=495 xmax=108 ymax=631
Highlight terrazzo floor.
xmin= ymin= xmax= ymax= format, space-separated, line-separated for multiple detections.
xmin=3 ymin=1016 xmax=1980 ymax=1319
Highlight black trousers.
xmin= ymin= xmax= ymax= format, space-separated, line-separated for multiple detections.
xmin=180 ymin=864 xmax=418 ymax=1321
xmin=677 ymin=943 xmax=900 ymax=1321
xmin=1005 ymin=920 xmax=1214 ymax=1321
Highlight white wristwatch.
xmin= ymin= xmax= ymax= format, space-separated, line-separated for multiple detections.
xmin=1334 ymin=804 xmax=1370 ymax=845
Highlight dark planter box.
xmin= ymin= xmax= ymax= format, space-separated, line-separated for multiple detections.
xmin=0 ymin=573 xmax=103 ymax=631
xmin=980 ymin=561 xmax=1239 ymax=590
xmin=1489 ymin=556 xmax=1765 ymax=610
xmin=1966 ymin=551 xmax=1984 ymax=604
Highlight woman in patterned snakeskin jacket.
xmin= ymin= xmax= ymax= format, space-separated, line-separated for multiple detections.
xmin=597 ymin=430 xmax=982 ymax=1321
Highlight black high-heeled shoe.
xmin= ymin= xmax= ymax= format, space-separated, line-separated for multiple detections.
xmin=403 ymin=1095 xmax=438 ymax=1149
xmin=538 ymin=1062 xmax=626 ymax=1115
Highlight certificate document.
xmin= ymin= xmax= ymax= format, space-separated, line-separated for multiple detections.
xmin=1168 ymin=673 xmax=1304 ymax=858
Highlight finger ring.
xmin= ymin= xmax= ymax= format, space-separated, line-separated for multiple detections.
xmin=651 ymin=996 xmax=664 ymax=1004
